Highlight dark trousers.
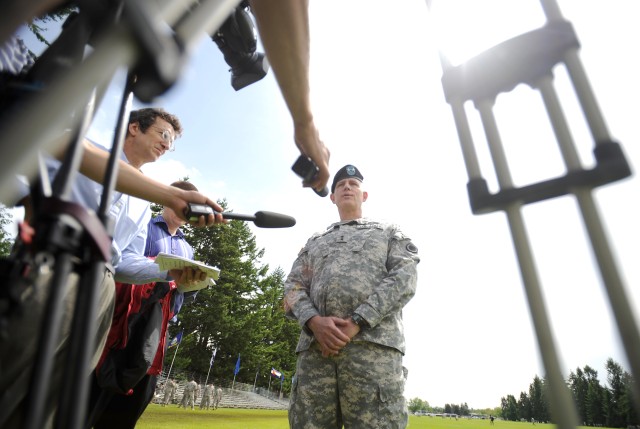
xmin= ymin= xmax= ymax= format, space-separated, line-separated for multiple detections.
xmin=88 ymin=374 xmax=157 ymax=429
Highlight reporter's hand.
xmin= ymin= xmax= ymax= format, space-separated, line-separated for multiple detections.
xmin=295 ymin=121 xmax=330 ymax=195
xmin=169 ymin=267 xmax=206 ymax=286
xmin=171 ymin=190 xmax=226 ymax=227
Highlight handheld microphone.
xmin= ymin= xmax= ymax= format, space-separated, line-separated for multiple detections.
xmin=185 ymin=204 xmax=296 ymax=228
xmin=291 ymin=155 xmax=329 ymax=197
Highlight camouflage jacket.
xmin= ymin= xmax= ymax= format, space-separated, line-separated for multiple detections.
xmin=284 ymin=218 xmax=419 ymax=354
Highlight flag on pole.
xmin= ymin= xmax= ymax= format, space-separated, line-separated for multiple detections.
xmin=234 ymin=354 xmax=241 ymax=375
xmin=168 ymin=330 xmax=183 ymax=348
xmin=210 ymin=347 xmax=217 ymax=366
xmin=270 ymin=368 xmax=282 ymax=379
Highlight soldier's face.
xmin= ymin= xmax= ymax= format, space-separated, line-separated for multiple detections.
xmin=332 ymin=178 xmax=367 ymax=208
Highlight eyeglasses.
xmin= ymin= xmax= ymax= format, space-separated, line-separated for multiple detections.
xmin=152 ymin=126 xmax=176 ymax=152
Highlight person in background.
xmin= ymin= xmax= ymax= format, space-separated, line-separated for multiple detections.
xmin=200 ymin=384 xmax=214 ymax=410
xmin=214 ymin=386 xmax=223 ymax=410
xmin=162 ymin=379 xmax=178 ymax=407
xmin=284 ymin=164 xmax=420 ymax=428
xmin=179 ymin=379 xmax=199 ymax=410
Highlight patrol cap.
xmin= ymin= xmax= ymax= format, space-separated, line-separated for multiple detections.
xmin=331 ymin=164 xmax=364 ymax=193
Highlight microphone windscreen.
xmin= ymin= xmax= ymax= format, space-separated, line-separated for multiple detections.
xmin=253 ymin=211 xmax=296 ymax=228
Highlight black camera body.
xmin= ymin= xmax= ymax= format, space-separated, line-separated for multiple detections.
xmin=291 ymin=155 xmax=329 ymax=197
xmin=212 ymin=2 xmax=269 ymax=91
xmin=291 ymin=155 xmax=320 ymax=184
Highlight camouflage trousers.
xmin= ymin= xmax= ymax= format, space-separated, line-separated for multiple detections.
xmin=289 ymin=341 xmax=408 ymax=429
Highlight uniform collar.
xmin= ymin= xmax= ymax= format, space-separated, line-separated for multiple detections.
xmin=328 ymin=217 xmax=367 ymax=229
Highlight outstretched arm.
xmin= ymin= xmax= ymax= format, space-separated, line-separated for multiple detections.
xmin=250 ymin=0 xmax=330 ymax=194
xmin=81 ymin=141 xmax=224 ymax=227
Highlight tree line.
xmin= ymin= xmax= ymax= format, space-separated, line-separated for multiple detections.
xmin=407 ymin=399 xmax=472 ymax=416
xmin=408 ymin=358 xmax=638 ymax=428
xmin=500 ymin=358 xmax=638 ymax=428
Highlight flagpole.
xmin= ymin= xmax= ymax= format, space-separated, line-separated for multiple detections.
xmin=165 ymin=330 xmax=184 ymax=382
xmin=204 ymin=348 xmax=217 ymax=386
xmin=232 ymin=353 xmax=240 ymax=390
xmin=253 ymin=367 xmax=259 ymax=392
xmin=165 ymin=340 xmax=181 ymax=382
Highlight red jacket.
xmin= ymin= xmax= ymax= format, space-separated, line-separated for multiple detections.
xmin=96 ymin=279 xmax=176 ymax=395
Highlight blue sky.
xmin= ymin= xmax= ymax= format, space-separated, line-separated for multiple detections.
xmin=15 ymin=0 xmax=640 ymax=409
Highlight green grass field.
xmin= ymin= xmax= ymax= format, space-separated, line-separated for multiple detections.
xmin=137 ymin=405 xmax=610 ymax=429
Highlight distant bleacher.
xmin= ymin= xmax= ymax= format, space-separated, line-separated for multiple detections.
xmin=152 ymin=368 xmax=289 ymax=410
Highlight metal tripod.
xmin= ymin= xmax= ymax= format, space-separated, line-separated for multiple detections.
xmin=0 ymin=1 xmax=242 ymax=428
xmin=426 ymin=1 xmax=640 ymax=428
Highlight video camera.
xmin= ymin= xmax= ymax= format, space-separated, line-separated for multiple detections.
xmin=212 ymin=1 xmax=269 ymax=91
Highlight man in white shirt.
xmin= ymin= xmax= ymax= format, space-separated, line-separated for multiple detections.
xmin=1 ymin=107 xmax=224 ymax=428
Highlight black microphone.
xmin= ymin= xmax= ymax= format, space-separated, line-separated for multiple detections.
xmin=222 ymin=210 xmax=296 ymax=228
xmin=185 ymin=204 xmax=296 ymax=228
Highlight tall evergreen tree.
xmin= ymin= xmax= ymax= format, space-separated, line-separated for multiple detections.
xmin=165 ymin=200 xmax=297 ymax=393
xmin=242 ymin=267 xmax=299 ymax=393
xmin=518 ymin=391 xmax=532 ymax=422
xmin=568 ymin=367 xmax=588 ymax=423
xmin=622 ymin=370 xmax=639 ymax=426
xmin=606 ymin=358 xmax=628 ymax=428
xmin=584 ymin=365 xmax=606 ymax=426
xmin=529 ymin=375 xmax=548 ymax=422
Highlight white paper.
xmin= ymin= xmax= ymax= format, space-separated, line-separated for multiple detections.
xmin=154 ymin=252 xmax=221 ymax=292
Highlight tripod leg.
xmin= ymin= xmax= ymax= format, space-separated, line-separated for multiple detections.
xmin=476 ymin=98 xmax=580 ymax=429
xmin=23 ymin=253 xmax=76 ymax=429
xmin=56 ymin=263 xmax=115 ymax=429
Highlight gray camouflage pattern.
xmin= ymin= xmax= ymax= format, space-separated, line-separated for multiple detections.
xmin=179 ymin=380 xmax=199 ymax=409
xmin=162 ymin=379 xmax=177 ymax=406
xmin=284 ymin=218 xmax=419 ymax=354
xmin=284 ymin=218 xmax=419 ymax=428
xmin=289 ymin=341 xmax=409 ymax=429
xmin=200 ymin=384 xmax=214 ymax=410
xmin=214 ymin=386 xmax=223 ymax=409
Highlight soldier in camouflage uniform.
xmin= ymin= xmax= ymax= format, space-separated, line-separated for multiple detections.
xmin=214 ymin=386 xmax=223 ymax=409
xmin=179 ymin=380 xmax=198 ymax=410
xmin=200 ymin=384 xmax=214 ymax=410
xmin=162 ymin=379 xmax=177 ymax=406
xmin=284 ymin=164 xmax=420 ymax=429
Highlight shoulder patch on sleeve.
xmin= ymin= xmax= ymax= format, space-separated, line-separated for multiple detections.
xmin=406 ymin=242 xmax=418 ymax=253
